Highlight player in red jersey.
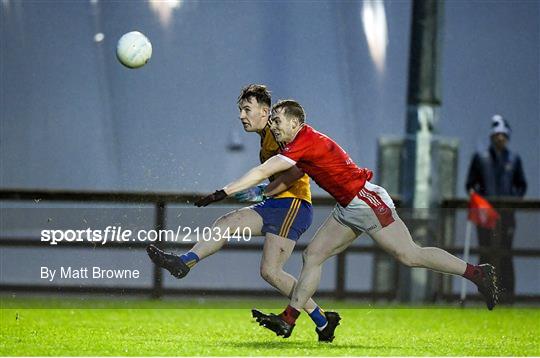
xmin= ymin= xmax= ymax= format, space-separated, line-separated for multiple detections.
xmin=195 ymin=100 xmax=499 ymax=340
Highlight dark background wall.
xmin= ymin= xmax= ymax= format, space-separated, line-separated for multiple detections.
xmin=1 ymin=1 xmax=538 ymax=198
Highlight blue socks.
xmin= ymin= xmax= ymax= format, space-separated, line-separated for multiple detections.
xmin=308 ymin=306 xmax=328 ymax=329
xmin=180 ymin=252 xmax=200 ymax=268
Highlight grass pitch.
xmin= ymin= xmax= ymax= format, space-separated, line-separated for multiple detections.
xmin=1 ymin=297 xmax=539 ymax=356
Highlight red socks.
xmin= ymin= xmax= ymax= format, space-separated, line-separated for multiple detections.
xmin=279 ymin=305 xmax=301 ymax=325
xmin=463 ymin=263 xmax=483 ymax=283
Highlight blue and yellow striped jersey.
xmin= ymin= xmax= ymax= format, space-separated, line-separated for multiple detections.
xmin=258 ymin=125 xmax=311 ymax=204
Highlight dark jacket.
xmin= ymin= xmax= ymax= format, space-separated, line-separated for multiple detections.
xmin=466 ymin=146 xmax=527 ymax=197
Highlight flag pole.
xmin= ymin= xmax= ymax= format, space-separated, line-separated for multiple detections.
xmin=460 ymin=220 xmax=473 ymax=306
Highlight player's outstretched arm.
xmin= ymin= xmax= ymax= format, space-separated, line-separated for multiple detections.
xmin=194 ymin=156 xmax=293 ymax=207
xmin=265 ymin=166 xmax=304 ymax=197
xmin=224 ymin=155 xmax=293 ymax=196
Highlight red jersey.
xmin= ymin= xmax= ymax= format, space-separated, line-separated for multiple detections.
xmin=278 ymin=125 xmax=373 ymax=206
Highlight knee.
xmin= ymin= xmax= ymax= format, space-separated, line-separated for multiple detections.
xmin=260 ymin=264 xmax=279 ymax=285
xmin=395 ymin=248 xmax=421 ymax=268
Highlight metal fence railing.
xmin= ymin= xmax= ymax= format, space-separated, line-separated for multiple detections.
xmin=1 ymin=189 xmax=539 ymax=302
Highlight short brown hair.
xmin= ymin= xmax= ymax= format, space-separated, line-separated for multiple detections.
xmin=271 ymin=99 xmax=305 ymax=123
xmin=237 ymin=84 xmax=271 ymax=107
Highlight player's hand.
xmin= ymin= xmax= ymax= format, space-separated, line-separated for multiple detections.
xmin=233 ymin=184 xmax=267 ymax=203
xmin=194 ymin=190 xmax=227 ymax=207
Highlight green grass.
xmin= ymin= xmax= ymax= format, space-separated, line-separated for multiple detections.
xmin=1 ymin=297 xmax=539 ymax=356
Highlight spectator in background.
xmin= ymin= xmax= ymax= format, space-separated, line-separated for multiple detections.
xmin=466 ymin=115 xmax=527 ymax=303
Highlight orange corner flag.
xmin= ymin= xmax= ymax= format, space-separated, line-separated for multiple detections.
xmin=468 ymin=192 xmax=500 ymax=229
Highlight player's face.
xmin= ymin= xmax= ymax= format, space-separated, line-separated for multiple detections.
xmin=269 ymin=107 xmax=299 ymax=143
xmin=238 ymin=97 xmax=269 ymax=132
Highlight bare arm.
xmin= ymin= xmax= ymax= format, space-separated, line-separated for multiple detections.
xmin=265 ymin=166 xmax=305 ymax=197
xmin=223 ymin=155 xmax=294 ymax=196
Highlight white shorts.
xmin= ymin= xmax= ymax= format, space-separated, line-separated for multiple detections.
xmin=332 ymin=181 xmax=398 ymax=235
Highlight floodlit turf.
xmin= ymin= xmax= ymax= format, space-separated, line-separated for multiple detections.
xmin=1 ymin=298 xmax=539 ymax=356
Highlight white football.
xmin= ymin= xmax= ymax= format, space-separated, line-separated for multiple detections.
xmin=116 ymin=31 xmax=152 ymax=69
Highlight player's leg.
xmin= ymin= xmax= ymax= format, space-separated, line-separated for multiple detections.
xmin=370 ymin=217 xmax=467 ymax=274
xmin=370 ymin=215 xmax=499 ymax=309
xmin=147 ymin=207 xmax=263 ymax=278
xmin=260 ymin=232 xmax=339 ymax=334
xmin=253 ymin=198 xmax=342 ymax=341
xmin=350 ymin=181 xmax=498 ymax=308
xmin=290 ymin=214 xmax=357 ymax=310
xmin=254 ymin=213 xmax=353 ymax=340
xmin=256 ymin=198 xmax=316 ymax=310
xmin=259 ymin=233 xmax=313 ymax=306
xmin=191 ymin=207 xmax=263 ymax=259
